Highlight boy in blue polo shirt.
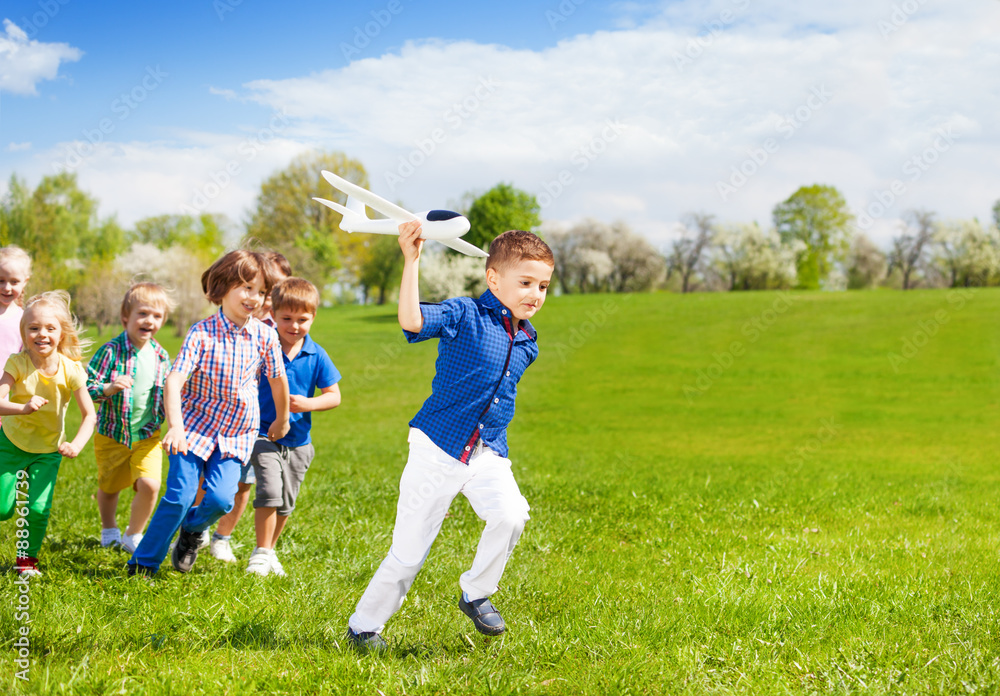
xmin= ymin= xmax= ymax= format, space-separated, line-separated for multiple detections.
xmin=347 ymin=224 xmax=554 ymax=651
xmin=244 ymin=277 xmax=341 ymax=577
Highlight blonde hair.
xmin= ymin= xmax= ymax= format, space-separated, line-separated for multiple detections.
xmin=20 ymin=291 xmax=91 ymax=361
xmin=121 ymin=282 xmax=176 ymax=321
xmin=0 ymin=246 xmax=32 ymax=307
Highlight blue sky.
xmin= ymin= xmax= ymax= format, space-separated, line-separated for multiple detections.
xmin=2 ymin=0 xmax=999 ymax=250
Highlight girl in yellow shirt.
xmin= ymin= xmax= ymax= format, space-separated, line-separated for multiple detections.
xmin=0 ymin=291 xmax=96 ymax=577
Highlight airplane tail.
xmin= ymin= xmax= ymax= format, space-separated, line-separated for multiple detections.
xmin=312 ymin=196 xmax=365 ymax=233
xmin=346 ymin=196 xmax=367 ymax=218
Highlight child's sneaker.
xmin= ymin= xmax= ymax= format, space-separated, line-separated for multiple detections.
xmin=101 ymin=527 xmax=122 ymax=548
xmin=246 ymin=547 xmax=272 ymax=576
xmin=14 ymin=556 xmax=42 ymax=578
xmin=210 ymin=536 xmax=237 ymax=562
xmin=171 ymin=528 xmax=201 ymax=573
xmin=346 ymin=628 xmax=387 ymax=654
xmin=197 ymin=529 xmax=211 ymax=550
xmin=270 ymin=551 xmax=286 ymax=577
xmin=121 ymin=532 xmax=144 ymax=554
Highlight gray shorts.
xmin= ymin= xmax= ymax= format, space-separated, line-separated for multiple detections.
xmin=250 ymin=438 xmax=316 ymax=516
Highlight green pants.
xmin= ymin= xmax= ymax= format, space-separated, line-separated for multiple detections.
xmin=0 ymin=428 xmax=62 ymax=559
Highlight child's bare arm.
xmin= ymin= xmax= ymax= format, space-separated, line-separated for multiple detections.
xmin=289 ymin=384 xmax=341 ymax=414
xmin=398 ymin=220 xmax=424 ymax=333
xmin=59 ymin=387 xmax=96 ymax=458
xmin=161 ymin=371 xmax=188 ymax=455
xmin=266 ymin=373 xmax=291 ymax=441
xmin=0 ymin=371 xmax=47 ymax=415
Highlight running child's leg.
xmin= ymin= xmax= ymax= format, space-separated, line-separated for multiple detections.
xmin=459 ymin=449 xmax=531 ymax=601
xmin=130 ymin=450 xmax=203 ymax=571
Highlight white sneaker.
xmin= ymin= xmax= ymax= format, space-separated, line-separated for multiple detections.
xmin=197 ymin=529 xmax=211 ymax=550
xmin=246 ymin=547 xmax=272 ymax=576
xmin=210 ymin=537 xmax=237 ymax=563
xmin=100 ymin=528 xmax=122 ymax=548
xmin=270 ymin=552 xmax=286 ymax=577
xmin=121 ymin=532 xmax=143 ymax=554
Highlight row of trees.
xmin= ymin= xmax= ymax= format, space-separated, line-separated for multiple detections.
xmin=665 ymin=184 xmax=1000 ymax=292
xmin=5 ymin=155 xmax=996 ymax=336
xmin=0 ymin=150 xmax=668 ymax=327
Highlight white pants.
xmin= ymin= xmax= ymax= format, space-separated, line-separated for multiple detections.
xmin=349 ymin=428 xmax=531 ymax=634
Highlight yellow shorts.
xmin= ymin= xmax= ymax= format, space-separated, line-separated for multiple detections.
xmin=95 ymin=432 xmax=164 ymax=494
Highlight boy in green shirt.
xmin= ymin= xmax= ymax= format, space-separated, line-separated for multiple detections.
xmin=86 ymin=283 xmax=174 ymax=553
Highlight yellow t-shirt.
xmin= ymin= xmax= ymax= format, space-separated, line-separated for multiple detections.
xmin=2 ymin=352 xmax=87 ymax=453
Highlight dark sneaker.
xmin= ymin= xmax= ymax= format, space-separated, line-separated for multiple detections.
xmin=171 ymin=528 xmax=201 ymax=573
xmin=346 ymin=628 xmax=387 ymax=654
xmin=127 ymin=563 xmax=156 ymax=579
xmin=458 ymin=596 xmax=506 ymax=636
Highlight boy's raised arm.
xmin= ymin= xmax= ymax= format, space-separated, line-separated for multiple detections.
xmin=397 ymin=221 xmax=424 ymax=334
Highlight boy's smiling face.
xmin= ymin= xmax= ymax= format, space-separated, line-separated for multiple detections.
xmin=274 ymin=307 xmax=315 ymax=349
xmin=124 ymin=303 xmax=166 ymax=350
xmin=485 ymin=258 xmax=554 ymax=322
xmin=220 ymin=274 xmax=267 ymax=325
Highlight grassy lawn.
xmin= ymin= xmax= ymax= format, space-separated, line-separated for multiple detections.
xmin=3 ymin=287 xmax=1000 ymax=694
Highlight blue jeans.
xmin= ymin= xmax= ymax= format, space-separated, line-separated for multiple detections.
xmin=129 ymin=448 xmax=241 ymax=572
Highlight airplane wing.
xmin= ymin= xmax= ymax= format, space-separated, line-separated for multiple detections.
xmin=436 ymin=236 xmax=489 ymax=258
xmin=321 ymin=170 xmax=417 ymax=222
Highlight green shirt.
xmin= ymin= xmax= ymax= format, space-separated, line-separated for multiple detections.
xmin=130 ymin=342 xmax=157 ymax=443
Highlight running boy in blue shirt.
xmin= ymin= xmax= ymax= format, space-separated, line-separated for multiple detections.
xmin=244 ymin=277 xmax=341 ymax=577
xmin=347 ymin=223 xmax=554 ymax=651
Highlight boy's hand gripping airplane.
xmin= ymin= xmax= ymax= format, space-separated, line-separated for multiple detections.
xmin=313 ymin=170 xmax=489 ymax=258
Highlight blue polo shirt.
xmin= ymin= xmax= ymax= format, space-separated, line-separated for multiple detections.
xmin=258 ymin=334 xmax=341 ymax=447
xmin=404 ymin=289 xmax=539 ymax=463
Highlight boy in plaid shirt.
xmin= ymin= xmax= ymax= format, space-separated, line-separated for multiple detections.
xmin=348 ymin=225 xmax=554 ymax=651
xmin=87 ymin=283 xmax=173 ymax=553
xmin=127 ymin=250 xmax=290 ymax=577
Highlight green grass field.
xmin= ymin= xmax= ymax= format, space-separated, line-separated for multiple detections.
xmin=3 ymin=288 xmax=1000 ymax=695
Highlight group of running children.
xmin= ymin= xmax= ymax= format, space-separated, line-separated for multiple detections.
xmin=0 ymin=222 xmax=554 ymax=650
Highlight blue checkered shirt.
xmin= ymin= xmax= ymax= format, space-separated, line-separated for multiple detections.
xmin=404 ymin=290 xmax=539 ymax=463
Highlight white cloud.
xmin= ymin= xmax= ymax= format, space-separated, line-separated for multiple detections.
xmin=0 ymin=19 xmax=82 ymax=95
xmin=7 ymin=141 xmax=31 ymax=152
xmin=12 ymin=131 xmax=309 ymax=228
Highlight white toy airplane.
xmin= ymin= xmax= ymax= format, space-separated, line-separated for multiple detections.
xmin=313 ymin=170 xmax=488 ymax=258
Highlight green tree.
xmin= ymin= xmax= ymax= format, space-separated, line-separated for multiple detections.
xmin=357 ymin=235 xmax=404 ymax=305
xmin=772 ymin=184 xmax=853 ymax=289
xmin=464 ymin=183 xmax=541 ymax=252
xmin=131 ymin=213 xmax=227 ymax=256
xmin=993 ymin=198 xmax=1000 ymax=230
xmin=0 ymin=175 xmax=33 ymax=247
xmin=1 ymin=172 xmax=123 ymax=295
xmin=245 ymin=150 xmax=368 ymax=288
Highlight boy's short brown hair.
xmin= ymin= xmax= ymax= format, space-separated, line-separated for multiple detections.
xmin=270 ymin=277 xmax=320 ymax=316
xmin=201 ymin=250 xmax=278 ymax=305
xmin=121 ymin=282 xmax=175 ymax=321
xmin=265 ymin=251 xmax=293 ymax=279
xmin=485 ymin=230 xmax=555 ymax=273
